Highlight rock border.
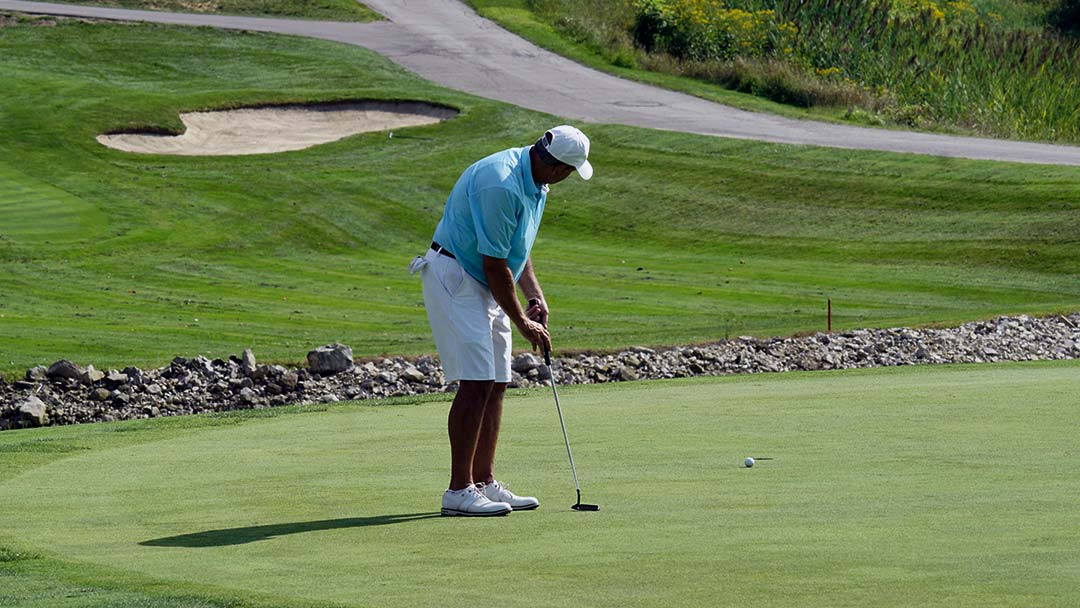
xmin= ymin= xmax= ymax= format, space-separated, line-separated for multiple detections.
xmin=2 ymin=313 xmax=1077 ymax=430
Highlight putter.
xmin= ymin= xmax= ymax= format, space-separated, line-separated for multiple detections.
xmin=544 ymin=349 xmax=600 ymax=512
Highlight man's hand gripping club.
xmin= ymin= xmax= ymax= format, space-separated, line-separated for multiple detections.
xmin=482 ymin=255 xmax=551 ymax=353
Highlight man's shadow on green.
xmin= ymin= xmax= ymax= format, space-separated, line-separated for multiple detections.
xmin=140 ymin=513 xmax=442 ymax=547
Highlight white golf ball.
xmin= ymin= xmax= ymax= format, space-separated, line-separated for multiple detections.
xmin=744 ymin=457 xmax=755 ymax=468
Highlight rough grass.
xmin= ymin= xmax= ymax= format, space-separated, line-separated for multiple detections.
xmin=1 ymin=17 xmax=1078 ymax=374
xmin=1 ymin=361 xmax=1078 ymax=606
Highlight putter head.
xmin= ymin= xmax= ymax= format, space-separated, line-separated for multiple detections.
xmin=572 ymin=503 xmax=600 ymax=512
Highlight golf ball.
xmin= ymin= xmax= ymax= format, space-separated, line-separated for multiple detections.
xmin=744 ymin=457 xmax=755 ymax=468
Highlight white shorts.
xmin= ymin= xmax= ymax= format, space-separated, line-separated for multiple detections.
xmin=416 ymin=248 xmax=512 ymax=383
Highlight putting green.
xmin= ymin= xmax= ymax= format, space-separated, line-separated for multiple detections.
xmin=2 ymin=362 xmax=1079 ymax=607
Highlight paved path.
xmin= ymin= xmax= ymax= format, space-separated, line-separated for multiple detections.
xmin=4 ymin=0 xmax=1080 ymax=166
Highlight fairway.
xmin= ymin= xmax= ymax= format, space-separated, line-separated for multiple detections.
xmin=3 ymin=361 xmax=1078 ymax=607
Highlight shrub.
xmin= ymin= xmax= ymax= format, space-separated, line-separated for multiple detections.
xmin=631 ymin=0 xmax=796 ymax=61
xmin=1047 ymin=0 xmax=1080 ymax=35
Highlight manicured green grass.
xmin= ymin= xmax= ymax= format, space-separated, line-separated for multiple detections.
xmin=2 ymin=361 xmax=1079 ymax=606
xmin=49 ymin=0 xmax=381 ymax=21
xmin=0 ymin=18 xmax=1078 ymax=375
xmin=0 ymin=161 xmax=108 ymax=242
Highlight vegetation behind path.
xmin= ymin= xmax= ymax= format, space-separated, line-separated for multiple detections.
xmin=468 ymin=0 xmax=1080 ymax=143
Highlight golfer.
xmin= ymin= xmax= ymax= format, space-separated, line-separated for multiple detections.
xmin=409 ymin=126 xmax=593 ymax=516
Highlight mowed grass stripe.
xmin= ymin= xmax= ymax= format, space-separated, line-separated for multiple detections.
xmin=0 ymin=162 xmax=106 ymax=242
xmin=1 ymin=361 xmax=1077 ymax=607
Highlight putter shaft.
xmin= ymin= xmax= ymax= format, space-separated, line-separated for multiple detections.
xmin=546 ymin=350 xmax=580 ymax=493
xmin=546 ymin=350 xmax=599 ymax=511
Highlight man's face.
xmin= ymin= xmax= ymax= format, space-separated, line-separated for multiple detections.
xmin=544 ymin=163 xmax=576 ymax=185
xmin=530 ymin=145 xmax=579 ymax=186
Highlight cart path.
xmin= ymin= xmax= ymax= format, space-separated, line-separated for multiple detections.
xmin=4 ymin=0 xmax=1080 ymax=166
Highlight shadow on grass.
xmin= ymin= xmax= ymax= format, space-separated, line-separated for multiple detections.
xmin=140 ymin=512 xmax=441 ymax=547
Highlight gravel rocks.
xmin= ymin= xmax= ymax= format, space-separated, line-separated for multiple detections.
xmin=1 ymin=313 xmax=1077 ymax=431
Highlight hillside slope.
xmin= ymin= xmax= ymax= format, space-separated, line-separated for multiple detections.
xmin=0 ymin=17 xmax=1078 ymax=373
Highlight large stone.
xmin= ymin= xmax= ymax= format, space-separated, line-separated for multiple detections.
xmin=104 ymin=371 xmax=129 ymax=388
xmin=47 ymin=359 xmax=84 ymax=381
xmin=535 ymin=364 xmax=551 ymax=381
xmin=80 ymin=365 xmax=105 ymax=386
xmin=281 ymin=372 xmax=299 ymax=390
xmin=17 ymin=396 xmax=48 ymax=427
xmin=191 ymin=355 xmax=215 ymax=375
xmin=25 ymin=366 xmax=47 ymax=382
xmin=240 ymin=349 xmax=257 ymax=377
xmin=511 ymin=353 xmax=542 ymax=373
xmin=307 ymin=343 xmax=354 ymax=375
xmin=122 ymin=367 xmax=146 ymax=386
xmin=401 ymin=366 xmax=426 ymax=383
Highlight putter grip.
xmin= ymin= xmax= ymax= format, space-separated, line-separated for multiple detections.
xmin=544 ymin=349 xmax=551 ymax=367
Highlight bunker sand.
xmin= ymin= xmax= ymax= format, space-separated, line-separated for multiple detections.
xmin=97 ymin=101 xmax=457 ymax=155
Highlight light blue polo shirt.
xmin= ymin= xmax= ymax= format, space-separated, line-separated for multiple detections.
xmin=431 ymin=146 xmax=547 ymax=288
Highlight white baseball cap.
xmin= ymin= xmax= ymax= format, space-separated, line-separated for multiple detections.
xmin=544 ymin=125 xmax=593 ymax=180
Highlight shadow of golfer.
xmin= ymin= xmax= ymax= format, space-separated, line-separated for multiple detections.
xmin=139 ymin=512 xmax=441 ymax=547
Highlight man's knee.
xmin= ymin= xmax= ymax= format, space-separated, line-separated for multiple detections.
xmin=457 ymin=379 xmax=495 ymax=402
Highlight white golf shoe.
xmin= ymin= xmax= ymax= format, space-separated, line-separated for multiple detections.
xmin=441 ymin=485 xmax=512 ymax=517
xmin=479 ymin=480 xmax=540 ymax=511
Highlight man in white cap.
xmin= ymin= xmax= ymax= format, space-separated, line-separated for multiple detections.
xmin=410 ymin=126 xmax=593 ymax=516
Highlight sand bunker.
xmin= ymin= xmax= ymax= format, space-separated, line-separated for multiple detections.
xmin=97 ymin=101 xmax=457 ymax=156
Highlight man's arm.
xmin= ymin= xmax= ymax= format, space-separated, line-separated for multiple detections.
xmin=483 ymin=255 xmax=551 ymax=353
xmin=517 ymin=257 xmax=548 ymax=327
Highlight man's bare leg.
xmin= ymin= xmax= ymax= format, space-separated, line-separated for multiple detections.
xmin=447 ymin=380 xmax=494 ymax=490
xmin=472 ymin=382 xmax=507 ymax=485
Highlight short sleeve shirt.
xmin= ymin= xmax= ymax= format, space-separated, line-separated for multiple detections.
xmin=431 ymin=146 xmax=547 ymax=287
